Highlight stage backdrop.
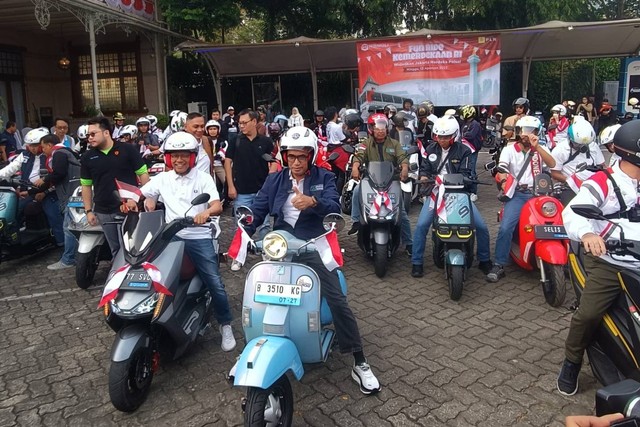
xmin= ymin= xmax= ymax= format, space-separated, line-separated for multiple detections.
xmin=356 ymin=35 xmax=501 ymax=110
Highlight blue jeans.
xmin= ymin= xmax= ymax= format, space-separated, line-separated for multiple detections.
xmin=61 ymin=207 xmax=78 ymax=265
xmin=351 ymin=184 xmax=412 ymax=246
xmin=468 ymin=151 xmax=478 ymax=194
xmin=175 ymin=237 xmax=233 ymax=325
xmin=494 ymin=191 xmax=533 ymax=266
xmin=236 ymin=192 xmax=270 ymax=228
xmin=411 ymin=200 xmax=490 ymax=266
xmin=18 ymin=194 xmax=64 ymax=245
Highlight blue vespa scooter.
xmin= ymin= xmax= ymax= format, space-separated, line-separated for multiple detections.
xmin=230 ymin=207 xmax=346 ymax=426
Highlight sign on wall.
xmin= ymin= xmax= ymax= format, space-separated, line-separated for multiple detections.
xmin=618 ymin=57 xmax=640 ymax=113
xmin=99 ymin=0 xmax=155 ymax=21
xmin=356 ymin=35 xmax=500 ymax=111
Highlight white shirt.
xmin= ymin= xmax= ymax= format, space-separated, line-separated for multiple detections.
xmin=140 ymin=168 xmax=219 ymax=240
xmin=282 ymin=175 xmax=304 ymax=227
xmin=437 ymin=147 xmax=450 ymax=175
xmin=0 ymin=152 xmax=41 ymax=184
xmin=551 ymin=140 xmax=604 ymax=180
xmin=112 ymin=125 xmax=124 ymax=140
xmin=195 ymin=139 xmax=211 ymax=174
xmin=609 ymin=153 xmax=621 ymax=167
xmin=498 ymin=144 xmax=552 ymax=187
xmin=326 ymin=121 xmax=346 ymax=146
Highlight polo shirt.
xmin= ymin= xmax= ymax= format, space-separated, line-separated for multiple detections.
xmin=225 ymin=133 xmax=273 ymax=194
xmin=498 ymin=144 xmax=551 ymax=188
xmin=80 ymin=142 xmax=147 ymax=214
xmin=326 ymin=121 xmax=345 ymax=146
xmin=551 ymin=140 xmax=604 ymax=180
xmin=140 ymin=168 xmax=219 ymax=240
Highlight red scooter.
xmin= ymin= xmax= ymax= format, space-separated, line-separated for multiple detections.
xmin=497 ymin=170 xmax=569 ymax=307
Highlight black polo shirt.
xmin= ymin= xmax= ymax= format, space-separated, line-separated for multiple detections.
xmin=80 ymin=142 xmax=147 ymax=214
xmin=226 ymin=133 xmax=274 ymax=194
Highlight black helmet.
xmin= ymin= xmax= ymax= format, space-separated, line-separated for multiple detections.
xmin=345 ymin=113 xmax=362 ymax=130
xmin=267 ymin=122 xmax=282 ymax=139
xmin=403 ymin=98 xmax=413 ymax=107
xmin=417 ymin=101 xmax=434 ymax=118
xmin=613 ymin=119 xmax=640 ymax=167
xmin=314 ymin=110 xmax=324 ymax=117
xmin=513 ymin=97 xmax=530 ymax=114
xmin=391 ymin=111 xmax=408 ymax=127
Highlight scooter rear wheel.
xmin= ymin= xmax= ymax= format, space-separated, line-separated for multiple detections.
xmin=541 ymin=262 xmax=567 ymax=307
xmin=244 ymin=375 xmax=293 ymax=427
xmin=108 ymin=346 xmax=154 ymax=412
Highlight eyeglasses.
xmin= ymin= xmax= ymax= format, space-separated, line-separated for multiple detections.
xmin=56 ymin=125 xmax=69 ymax=130
xmin=286 ymin=154 xmax=309 ymax=164
xmin=238 ymin=120 xmax=254 ymax=126
xmin=87 ymin=131 xmax=104 ymax=138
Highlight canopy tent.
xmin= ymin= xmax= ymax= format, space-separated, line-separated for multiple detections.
xmin=177 ymin=19 xmax=640 ymax=110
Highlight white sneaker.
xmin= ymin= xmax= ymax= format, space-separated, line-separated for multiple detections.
xmin=47 ymin=261 xmax=74 ymax=270
xmin=352 ymin=361 xmax=381 ymax=395
xmin=231 ymin=260 xmax=243 ymax=271
xmin=470 ymin=193 xmax=478 ymax=202
xmin=220 ymin=325 xmax=236 ymax=352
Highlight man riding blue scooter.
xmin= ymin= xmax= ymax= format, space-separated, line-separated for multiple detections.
xmin=243 ymin=126 xmax=381 ymax=395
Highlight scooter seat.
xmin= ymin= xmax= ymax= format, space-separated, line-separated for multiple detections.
xmin=180 ymin=254 xmax=196 ymax=281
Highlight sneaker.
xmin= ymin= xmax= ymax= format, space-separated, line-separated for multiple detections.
xmin=47 ymin=261 xmax=74 ymax=270
xmin=470 ymin=193 xmax=478 ymax=202
xmin=230 ymin=260 xmax=243 ymax=271
xmin=352 ymin=361 xmax=381 ymax=395
xmin=411 ymin=264 xmax=423 ymax=278
xmin=486 ymin=264 xmax=505 ymax=283
xmin=478 ymin=260 xmax=494 ymax=275
xmin=405 ymin=245 xmax=413 ymax=257
xmin=557 ymin=359 xmax=581 ymax=396
xmin=348 ymin=222 xmax=360 ymax=236
xmin=220 ymin=325 xmax=236 ymax=352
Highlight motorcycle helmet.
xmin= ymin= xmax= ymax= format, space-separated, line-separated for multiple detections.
xmin=551 ymin=104 xmax=567 ymax=116
xmin=205 ymin=120 xmax=221 ymax=131
xmin=344 ymin=113 xmax=363 ymax=130
xmin=120 ymin=125 xmax=138 ymax=139
xmin=459 ymin=105 xmax=476 ymax=120
xmin=391 ymin=111 xmax=408 ymax=128
xmin=24 ymin=127 xmax=49 ymax=145
xmin=600 ymin=123 xmax=621 ymax=146
xmin=113 ymin=112 xmax=125 ymax=121
xmin=314 ymin=110 xmax=324 ymax=119
xmin=417 ymin=101 xmax=434 ymax=118
xmin=279 ymin=126 xmax=318 ymax=166
xmin=136 ymin=117 xmax=151 ymax=127
xmin=432 ymin=115 xmax=459 ymax=139
xmin=568 ymin=119 xmax=595 ymax=147
xmin=385 ymin=104 xmax=397 ymax=118
xmin=599 ymin=102 xmax=613 ymax=114
xmin=367 ymin=113 xmax=388 ymax=135
xmin=513 ymin=97 xmax=530 ymax=114
xmin=403 ymin=98 xmax=414 ymax=109
xmin=169 ymin=110 xmax=182 ymax=118
xmin=273 ymin=114 xmax=288 ymax=131
xmin=444 ymin=108 xmax=457 ymax=117
xmin=77 ymin=124 xmax=89 ymax=140
xmin=163 ymin=131 xmax=199 ymax=169
xmin=146 ymin=115 xmax=158 ymax=127
xmin=613 ymin=119 xmax=640 ymax=167
xmin=515 ymin=115 xmax=542 ymax=137
xmin=170 ymin=112 xmax=188 ymax=132
xmin=267 ymin=122 xmax=282 ymax=139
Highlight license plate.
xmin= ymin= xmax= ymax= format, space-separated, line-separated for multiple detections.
xmin=254 ymin=282 xmax=302 ymax=306
xmin=534 ymin=225 xmax=567 ymax=239
xmin=68 ymin=196 xmax=83 ymax=208
xmin=121 ymin=271 xmax=152 ymax=291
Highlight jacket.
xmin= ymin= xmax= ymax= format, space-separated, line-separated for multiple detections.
xmin=355 ymin=136 xmax=408 ymax=166
xmin=419 ymin=140 xmax=472 ymax=182
xmin=248 ymin=166 xmax=340 ymax=240
xmin=44 ymin=146 xmax=81 ymax=206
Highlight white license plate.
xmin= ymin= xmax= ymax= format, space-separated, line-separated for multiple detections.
xmin=254 ymin=282 xmax=302 ymax=306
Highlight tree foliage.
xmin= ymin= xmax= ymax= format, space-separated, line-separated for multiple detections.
xmin=159 ymin=0 xmax=242 ymax=42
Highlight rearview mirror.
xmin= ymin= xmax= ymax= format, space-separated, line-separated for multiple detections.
xmin=327 ymin=152 xmax=340 ymax=162
xmin=484 ymin=161 xmax=496 ymax=171
xmin=262 ymin=153 xmax=275 ymax=162
xmin=191 ymin=193 xmax=210 ymax=205
xmin=323 ymin=213 xmax=345 ymax=232
xmin=341 ymin=144 xmax=355 ymax=154
xmin=571 ymin=204 xmax=606 ymax=221
xmin=236 ymin=205 xmax=254 ymax=225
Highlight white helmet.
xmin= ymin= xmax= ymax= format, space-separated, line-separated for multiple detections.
xmin=568 ymin=119 xmax=596 ymax=145
xmin=515 ymin=116 xmax=542 ymax=136
xmin=205 ymin=120 xmax=221 ymax=130
xmin=432 ymin=115 xmax=459 ymax=139
xmin=443 ymin=108 xmax=457 ymax=117
xmin=169 ymin=110 xmax=182 ymax=117
xmin=24 ymin=127 xmax=49 ymax=145
xmin=121 ymin=125 xmax=138 ymax=139
xmin=136 ymin=116 xmax=151 ymax=126
xmin=163 ymin=131 xmax=199 ymax=169
xmin=600 ymin=124 xmax=621 ymax=145
xmin=146 ymin=115 xmax=158 ymax=127
xmin=280 ymin=126 xmax=318 ymax=164
xmin=77 ymin=124 xmax=89 ymax=140
xmin=551 ymin=104 xmax=567 ymax=116
xmin=170 ymin=112 xmax=188 ymax=132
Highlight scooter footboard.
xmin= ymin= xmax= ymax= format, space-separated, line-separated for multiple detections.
xmin=233 ymin=336 xmax=304 ymax=389
xmin=535 ymin=240 xmax=568 ymax=265
xmin=77 ymin=232 xmax=106 ymax=254
xmin=110 ymin=324 xmax=151 ymax=362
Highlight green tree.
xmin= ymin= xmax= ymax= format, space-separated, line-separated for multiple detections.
xmin=159 ymin=0 xmax=242 ymax=42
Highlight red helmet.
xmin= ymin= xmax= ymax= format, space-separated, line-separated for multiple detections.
xmin=367 ymin=113 xmax=388 ymax=135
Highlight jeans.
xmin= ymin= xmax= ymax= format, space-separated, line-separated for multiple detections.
xmin=60 ymin=207 xmax=78 ymax=265
xmin=174 ymin=237 xmax=233 ymax=325
xmin=351 ymin=183 xmax=412 ymax=246
xmin=494 ymin=191 xmax=533 ymax=266
xmin=468 ymin=151 xmax=478 ymax=194
xmin=411 ymin=200 xmax=490 ymax=266
xmin=236 ymin=192 xmax=270 ymax=228
xmin=95 ymin=212 xmax=122 ymax=258
xmin=18 ymin=194 xmax=64 ymax=245
xmin=294 ymin=252 xmax=362 ymax=354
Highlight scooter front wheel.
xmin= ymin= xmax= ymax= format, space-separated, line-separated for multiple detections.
xmin=541 ymin=262 xmax=567 ymax=307
xmin=448 ymin=265 xmax=464 ymax=301
xmin=108 ymin=346 xmax=154 ymax=412
xmin=75 ymin=247 xmax=99 ymax=289
xmin=244 ymin=375 xmax=293 ymax=427
xmin=374 ymin=243 xmax=388 ymax=278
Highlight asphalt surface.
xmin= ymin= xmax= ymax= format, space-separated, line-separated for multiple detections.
xmin=0 ymin=152 xmax=599 ymax=426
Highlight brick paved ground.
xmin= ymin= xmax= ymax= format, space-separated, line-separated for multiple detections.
xmin=0 ymin=152 xmax=601 ymax=426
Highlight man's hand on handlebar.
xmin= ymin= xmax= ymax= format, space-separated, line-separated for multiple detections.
xmin=193 ymin=210 xmax=211 ymax=225
xmin=581 ymin=232 xmax=607 ymax=257
xmin=120 ymin=199 xmax=139 ymax=213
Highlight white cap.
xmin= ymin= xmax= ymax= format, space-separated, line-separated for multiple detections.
xmin=227 ymin=106 xmax=235 ymax=111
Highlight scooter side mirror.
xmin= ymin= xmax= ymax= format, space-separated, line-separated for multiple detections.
xmin=236 ymin=205 xmax=254 ymax=225
xmin=571 ymin=204 xmax=607 ymax=221
xmin=262 ymin=153 xmax=275 ymax=162
xmin=327 ymin=152 xmax=340 ymax=162
xmin=323 ymin=213 xmax=345 ymax=232
xmin=190 ymin=193 xmax=210 ymax=205
xmin=341 ymin=144 xmax=355 ymax=154
xmin=484 ymin=161 xmax=496 ymax=171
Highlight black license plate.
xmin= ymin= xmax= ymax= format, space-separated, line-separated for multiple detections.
xmin=534 ymin=225 xmax=567 ymax=240
xmin=121 ymin=271 xmax=152 ymax=291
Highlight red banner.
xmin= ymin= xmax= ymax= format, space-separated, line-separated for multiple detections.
xmin=357 ymin=35 xmax=501 ymax=109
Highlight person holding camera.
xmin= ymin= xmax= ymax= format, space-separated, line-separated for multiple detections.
xmin=486 ymin=116 xmax=556 ymax=283
xmin=557 ymin=120 xmax=640 ymax=396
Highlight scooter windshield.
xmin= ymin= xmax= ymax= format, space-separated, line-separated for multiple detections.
xmin=122 ymin=210 xmax=165 ymax=255
xmin=367 ymin=161 xmax=395 ymax=189
xmin=398 ymin=130 xmax=413 ymax=149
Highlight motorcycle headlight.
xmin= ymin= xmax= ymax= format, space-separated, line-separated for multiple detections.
xmin=132 ymin=293 xmax=160 ymax=314
xmin=262 ymin=232 xmax=288 ymax=260
xmin=541 ymin=201 xmax=557 ymax=218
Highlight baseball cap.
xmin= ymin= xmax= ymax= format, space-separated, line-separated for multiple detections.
xmin=227 ymin=106 xmax=234 ymax=111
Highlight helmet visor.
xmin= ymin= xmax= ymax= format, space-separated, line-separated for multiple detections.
xmin=516 ymin=126 xmax=538 ymax=136
xmin=372 ymin=119 xmax=387 ymax=130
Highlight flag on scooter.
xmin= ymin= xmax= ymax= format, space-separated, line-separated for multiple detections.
xmin=500 ymin=173 xmax=517 ymax=200
xmin=566 ymin=173 xmax=583 ymax=194
xmin=98 ymin=264 xmax=130 ymax=308
xmin=370 ymin=191 xmax=392 ymax=216
xmin=141 ymin=262 xmax=173 ymax=296
xmin=316 ymin=229 xmax=343 ymax=271
xmin=115 ymin=179 xmax=142 ymax=203
xmin=429 ymin=175 xmax=448 ymax=223
xmin=228 ymin=226 xmax=253 ymax=265
xmin=416 ymin=139 xmax=428 ymax=158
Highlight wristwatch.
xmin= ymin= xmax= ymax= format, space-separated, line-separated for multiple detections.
xmin=85 ymin=209 xmax=93 ymax=214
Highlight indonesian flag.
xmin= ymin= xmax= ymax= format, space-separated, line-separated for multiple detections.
xmin=227 ymin=226 xmax=253 ymax=265
xmin=500 ymin=173 xmax=517 ymax=200
xmin=370 ymin=191 xmax=392 ymax=216
xmin=141 ymin=262 xmax=173 ymax=296
xmin=315 ymin=229 xmax=344 ymax=271
xmin=97 ymin=262 xmax=172 ymax=308
xmin=429 ymin=176 xmax=447 ymax=223
xmin=115 ymin=179 xmax=142 ymax=203
xmin=417 ymin=139 xmax=428 ymax=158
xmin=566 ymin=173 xmax=583 ymax=194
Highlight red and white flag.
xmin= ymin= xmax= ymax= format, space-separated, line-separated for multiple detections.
xmin=370 ymin=191 xmax=392 ymax=216
xmin=417 ymin=139 xmax=428 ymax=158
xmin=429 ymin=175 xmax=447 ymax=223
xmin=315 ymin=229 xmax=343 ymax=271
xmin=115 ymin=179 xmax=142 ymax=203
xmin=461 ymin=137 xmax=476 ymax=154
xmin=228 ymin=226 xmax=253 ymax=265
xmin=99 ymin=264 xmax=130 ymax=308
xmin=141 ymin=262 xmax=173 ymax=296
xmin=500 ymin=173 xmax=517 ymax=200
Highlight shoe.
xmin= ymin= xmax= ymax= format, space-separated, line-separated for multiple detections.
xmin=220 ymin=325 xmax=236 ymax=352
xmin=557 ymin=359 xmax=581 ymax=396
xmin=478 ymin=260 xmax=494 ymax=275
xmin=230 ymin=260 xmax=243 ymax=271
xmin=470 ymin=193 xmax=478 ymax=202
xmin=405 ymin=245 xmax=413 ymax=257
xmin=411 ymin=264 xmax=423 ymax=278
xmin=348 ymin=222 xmax=360 ymax=236
xmin=352 ymin=361 xmax=381 ymax=395
xmin=47 ymin=261 xmax=74 ymax=270
xmin=486 ymin=264 xmax=505 ymax=283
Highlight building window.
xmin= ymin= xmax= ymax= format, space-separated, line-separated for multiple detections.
xmin=72 ymin=45 xmax=144 ymax=115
